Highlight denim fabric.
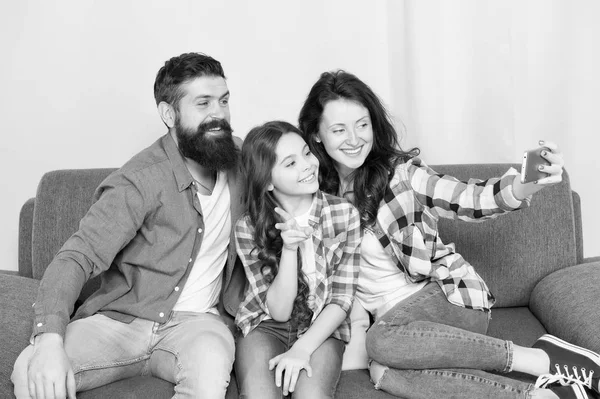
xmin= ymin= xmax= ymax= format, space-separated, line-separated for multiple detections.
xmin=366 ymin=283 xmax=535 ymax=399
xmin=235 ymin=319 xmax=345 ymax=399
xmin=12 ymin=312 xmax=235 ymax=399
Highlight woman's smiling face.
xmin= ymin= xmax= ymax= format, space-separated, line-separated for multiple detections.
xmin=317 ymin=99 xmax=374 ymax=178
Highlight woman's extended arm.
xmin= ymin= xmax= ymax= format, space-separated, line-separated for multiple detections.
xmin=406 ymin=141 xmax=564 ymax=222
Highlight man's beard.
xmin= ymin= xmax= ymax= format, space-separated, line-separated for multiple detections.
xmin=175 ymin=118 xmax=239 ymax=171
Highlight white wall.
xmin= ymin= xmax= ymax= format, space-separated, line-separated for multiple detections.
xmin=387 ymin=0 xmax=600 ymax=258
xmin=1 ymin=0 xmax=598 ymax=273
xmin=0 ymin=0 xmax=392 ymax=271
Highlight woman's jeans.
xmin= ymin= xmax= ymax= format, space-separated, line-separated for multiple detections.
xmin=235 ymin=319 xmax=345 ymax=399
xmin=366 ymin=282 xmax=535 ymax=399
xmin=12 ymin=312 xmax=235 ymax=399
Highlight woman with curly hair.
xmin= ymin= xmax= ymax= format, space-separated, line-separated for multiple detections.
xmin=298 ymin=70 xmax=600 ymax=399
xmin=234 ymin=120 xmax=361 ymax=398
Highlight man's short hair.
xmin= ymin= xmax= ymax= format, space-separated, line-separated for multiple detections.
xmin=153 ymin=52 xmax=226 ymax=107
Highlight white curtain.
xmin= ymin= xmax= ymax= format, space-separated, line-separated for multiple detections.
xmin=385 ymin=0 xmax=600 ymax=258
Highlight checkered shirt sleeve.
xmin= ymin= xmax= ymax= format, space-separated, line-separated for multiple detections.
xmin=401 ymin=158 xmax=530 ymax=221
xmin=234 ymin=216 xmax=271 ymax=337
xmin=320 ymin=193 xmax=361 ymax=322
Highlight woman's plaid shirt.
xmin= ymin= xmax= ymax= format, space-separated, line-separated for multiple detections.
xmin=234 ymin=190 xmax=361 ymax=343
xmin=371 ymin=158 xmax=530 ymax=311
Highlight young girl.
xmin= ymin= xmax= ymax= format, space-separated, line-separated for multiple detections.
xmin=234 ymin=121 xmax=361 ymax=398
xmin=298 ymin=70 xmax=600 ymax=399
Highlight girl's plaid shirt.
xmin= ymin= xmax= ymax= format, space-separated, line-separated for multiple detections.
xmin=234 ymin=190 xmax=361 ymax=343
xmin=372 ymin=157 xmax=531 ymax=311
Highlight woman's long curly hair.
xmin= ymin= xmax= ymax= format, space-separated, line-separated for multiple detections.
xmin=241 ymin=120 xmax=314 ymax=331
xmin=299 ymin=70 xmax=420 ymax=228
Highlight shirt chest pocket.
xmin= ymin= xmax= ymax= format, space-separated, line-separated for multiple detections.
xmin=320 ymin=232 xmax=347 ymax=266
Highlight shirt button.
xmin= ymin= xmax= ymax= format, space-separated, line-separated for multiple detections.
xmin=198 ymin=228 xmax=203 ymax=234
xmin=189 ymin=258 xmax=192 ymax=263
xmin=159 ymin=312 xmax=164 ymax=318
xmin=36 ymin=322 xmax=43 ymax=327
xmin=174 ymin=286 xmax=180 ymax=292
xmin=318 ymin=255 xmax=323 ymax=260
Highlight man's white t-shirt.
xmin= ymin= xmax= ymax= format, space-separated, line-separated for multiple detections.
xmin=173 ymin=172 xmax=230 ymax=314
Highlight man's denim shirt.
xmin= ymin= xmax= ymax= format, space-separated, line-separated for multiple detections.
xmin=32 ymin=134 xmax=245 ymax=339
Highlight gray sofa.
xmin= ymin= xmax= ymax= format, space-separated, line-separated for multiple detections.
xmin=1 ymin=164 xmax=599 ymax=399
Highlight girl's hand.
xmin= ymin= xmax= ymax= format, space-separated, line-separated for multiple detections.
xmin=274 ymin=207 xmax=313 ymax=251
xmin=269 ymin=347 xmax=313 ymax=395
xmin=513 ymin=140 xmax=565 ymax=200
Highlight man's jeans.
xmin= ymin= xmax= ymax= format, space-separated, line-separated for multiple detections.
xmin=366 ymin=282 xmax=535 ymax=399
xmin=235 ymin=319 xmax=345 ymax=399
xmin=12 ymin=311 xmax=235 ymax=399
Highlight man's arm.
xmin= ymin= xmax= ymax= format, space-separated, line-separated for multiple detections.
xmin=26 ymin=170 xmax=150 ymax=399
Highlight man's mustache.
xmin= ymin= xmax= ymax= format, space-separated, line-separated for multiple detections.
xmin=197 ymin=118 xmax=233 ymax=134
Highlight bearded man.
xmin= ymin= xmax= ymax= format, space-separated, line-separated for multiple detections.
xmin=11 ymin=53 xmax=245 ymax=399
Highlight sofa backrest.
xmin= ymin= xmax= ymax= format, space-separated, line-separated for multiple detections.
xmin=30 ymin=168 xmax=116 ymax=301
xmin=22 ymin=164 xmax=579 ymax=308
xmin=433 ymin=164 xmax=578 ymax=307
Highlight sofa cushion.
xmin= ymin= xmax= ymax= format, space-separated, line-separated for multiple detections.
xmin=336 ymin=369 xmax=401 ymax=398
xmin=0 ymin=274 xmax=39 ymax=399
xmin=433 ymin=164 xmax=578 ymax=307
xmin=487 ymin=307 xmax=546 ymax=347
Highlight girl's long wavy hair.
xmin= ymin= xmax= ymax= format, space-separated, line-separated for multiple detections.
xmin=298 ymin=70 xmax=420 ymax=228
xmin=241 ymin=120 xmax=314 ymax=331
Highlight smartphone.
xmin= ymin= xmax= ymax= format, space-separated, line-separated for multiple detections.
xmin=521 ymin=148 xmax=551 ymax=184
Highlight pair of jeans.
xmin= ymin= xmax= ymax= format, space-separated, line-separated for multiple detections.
xmin=365 ymin=282 xmax=535 ymax=399
xmin=235 ymin=319 xmax=345 ymax=399
xmin=12 ymin=311 xmax=235 ymax=399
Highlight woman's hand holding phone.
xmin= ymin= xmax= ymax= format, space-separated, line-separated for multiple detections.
xmin=514 ymin=140 xmax=564 ymax=200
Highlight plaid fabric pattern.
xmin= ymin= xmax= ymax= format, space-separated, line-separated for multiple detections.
xmin=373 ymin=157 xmax=530 ymax=311
xmin=235 ymin=190 xmax=361 ymax=343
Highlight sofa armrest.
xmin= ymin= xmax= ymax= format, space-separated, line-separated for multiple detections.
xmin=19 ymin=198 xmax=35 ymax=278
xmin=0 ymin=274 xmax=39 ymax=386
xmin=530 ymin=261 xmax=600 ymax=353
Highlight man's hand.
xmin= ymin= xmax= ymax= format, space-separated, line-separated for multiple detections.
xmin=269 ymin=346 xmax=312 ymax=396
xmin=28 ymin=333 xmax=76 ymax=399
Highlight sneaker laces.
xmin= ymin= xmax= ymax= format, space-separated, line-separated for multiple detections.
xmin=535 ymin=364 xmax=594 ymax=390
